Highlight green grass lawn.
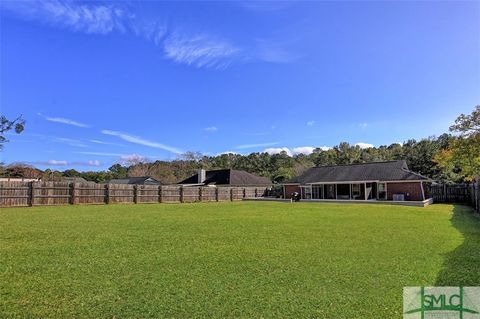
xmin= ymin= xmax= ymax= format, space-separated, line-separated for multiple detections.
xmin=1 ymin=202 xmax=479 ymax=318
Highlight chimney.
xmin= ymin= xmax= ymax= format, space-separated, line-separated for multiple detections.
xmin=198 ymin=169 xmax=206 ymax=184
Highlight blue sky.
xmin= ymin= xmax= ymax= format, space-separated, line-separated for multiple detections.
xmin=1 ymin=0 xmax=479 ymax=171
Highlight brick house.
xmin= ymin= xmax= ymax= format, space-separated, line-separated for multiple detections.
xmin=282 ymin=160 xmax=431 ymax=201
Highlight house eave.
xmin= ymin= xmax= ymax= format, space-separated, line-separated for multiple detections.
xmin=293 ymin=179 xmax=429 ymax=185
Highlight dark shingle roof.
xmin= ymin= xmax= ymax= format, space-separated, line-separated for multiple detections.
xmin=62 ymin=177 xmax=88 ymax=183
xmin=285 ymin=160 xmax=430 ymax=184
xmin=108 ymin=177 xmax=161 ymax=185
xmin=179 ymin=169 xmax=272 ymax=186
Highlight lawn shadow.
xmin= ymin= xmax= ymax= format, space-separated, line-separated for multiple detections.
xmin=435 ymin=204 xmax=480 ymax=286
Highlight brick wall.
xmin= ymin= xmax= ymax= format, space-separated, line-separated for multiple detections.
xmin=284 ymin=185 xmax=300 ymax=199
xmin=387 ymin=182 xmax=424 ymax=201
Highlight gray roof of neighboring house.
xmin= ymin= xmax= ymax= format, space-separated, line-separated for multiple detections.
xmin=179 ymin=169 xmax=272 ymax=186
xmin=62 ymin=177 xmax=88 ymax=183
xmin=108 ymin=177 xmax=161 ymax=185
xmin=285 ymin=160 xmax=431 ymax=184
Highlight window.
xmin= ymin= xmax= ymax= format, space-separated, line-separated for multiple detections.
xmin=303 ymin=186 xmax=312 ymax=199
xmin=378 ymin=183 xmax=387 ymax=200
xmin=352 ymin=184 xmax=361 ymax=197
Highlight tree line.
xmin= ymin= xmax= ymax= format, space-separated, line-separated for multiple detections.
xmin=1 ymin=106 xmax=478 ymax=184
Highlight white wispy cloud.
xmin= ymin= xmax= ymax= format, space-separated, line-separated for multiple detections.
xmin=204 ymin=126 xmax=218 ymax=132
xmin=75 ymin=151 xmax=124 ymax=157
xmin=119 ymin=153 xmax=148 ymax=164
xmin=101 ymin=130 xmax=183 ymax=154
xmin=47 ymin=159 xmax=68 ymax=166
xmin=3 ymin=1 xmax=296 ymax=70
xmin=3 ymin=0 xmax=131 ymax=35
xmin=359 ymin=122 xmax=368 ymax=128
xmin=29 ymin=159 xmax=100 ymax=167
xmin=71 ymin=160 xmax=102 ymax=167
xmin=292 ymin=146 xmax=315 ymax=155
xmin=132 ymin=20 xmax=167 ymax=45
xmin=163 ymin=33 xmax=241 ymax=70
xmin=86 ymin=160 xmax=101 ymax=166
xmin=16 ymin=133 xmax=88 ymax=147
xmin=38 ymin=113 xmax=89 ymax=128
xmin=236 ymin=142 xmax=279 ymax=149
xmin=355 ymin=142 xmax=374 ymax=149
xmin=55 ymin=137 xmax=88 ymax=148
xmin=89 ymin=139 xmax=124 ymax=146
xmin=306 ymin=121 xmax=315 ymax=126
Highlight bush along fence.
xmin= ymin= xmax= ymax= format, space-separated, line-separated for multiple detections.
xmin=426 ymin=180 xmax=479 ymax=214
xmin=0 ymin=181 xmax=268 ymax=207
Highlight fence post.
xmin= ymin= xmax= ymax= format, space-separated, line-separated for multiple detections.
xmin=471 ymin=184 xmax=475 ymax=206
xmin=158 ymin=186 xmax=162 ymax=203
xmin=215 ymin=187 xmax=219 ymax=202
xmin=29 ymin=182 xmax=35 ymax=206
xmin=105 ymin=184 xmax=110 ymax=205
xmin=133 ymin=185 xmax=138 ymax=204
xmin=230 ymin=187 xmax=234 ymax=201
xmin=70 ymin=183 xmax=76 ymax=205
xmin=474 ymin=177 xmax=480 ymax=213
xmin=180 ymin=186 xmax=184 ymax=203
xmin=255 ymin=188 xmax=258 ymax=197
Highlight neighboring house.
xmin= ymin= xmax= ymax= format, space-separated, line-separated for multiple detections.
xmin=179 ymin=169 xmax=272 ymax=187
xmin=108 ymin=176 xmax=161 ymax=185
xmin=283 ymin=160 xmax=431 ymax=201
xmin=62 ymin=177 xmax=89 ymax=183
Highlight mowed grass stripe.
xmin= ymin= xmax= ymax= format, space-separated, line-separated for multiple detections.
xmin=1 ymin=202 xmax=479 ymax=318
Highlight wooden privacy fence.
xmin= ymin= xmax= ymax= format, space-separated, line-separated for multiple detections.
xmin=475 ymin=178 xmax=480 ymax=214
xmin=0 ymin=181 xmax=268 ymax=208
xmin=426 ymin=184 xmax=473 ymax=203
xmin=426 ymin=181 xmax=479 ymax=214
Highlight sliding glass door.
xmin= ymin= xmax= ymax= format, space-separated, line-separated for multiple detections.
xmin=336 ymin=184 xmax=350 ymax=199
xmin=324 ymin=185 xmax=336 ymax=199
xmin=312 ymin=185 xmax=323 ymax=199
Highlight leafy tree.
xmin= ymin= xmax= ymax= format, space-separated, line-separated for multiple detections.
xmin=62 ymin=169 xmax=81 ymax=177
xmin=311 ymin=148 xmax=337 ymax=166
xmin=335 ymin=142 xmax=362 ymax=164
xmin=449 ymin=105 xmax=480 ymax=137
xmin=402 ymin=138 xmax=441 ymax=177
xmin=0 ymin=115 xmax=25 ymax=150
xmin=108 ymin=164 xmax=128 ymax=179
xmin=1 ymin=163 xmax=42 ymax=178
xmin=435 ymin=106 xmax=480 ymax=182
